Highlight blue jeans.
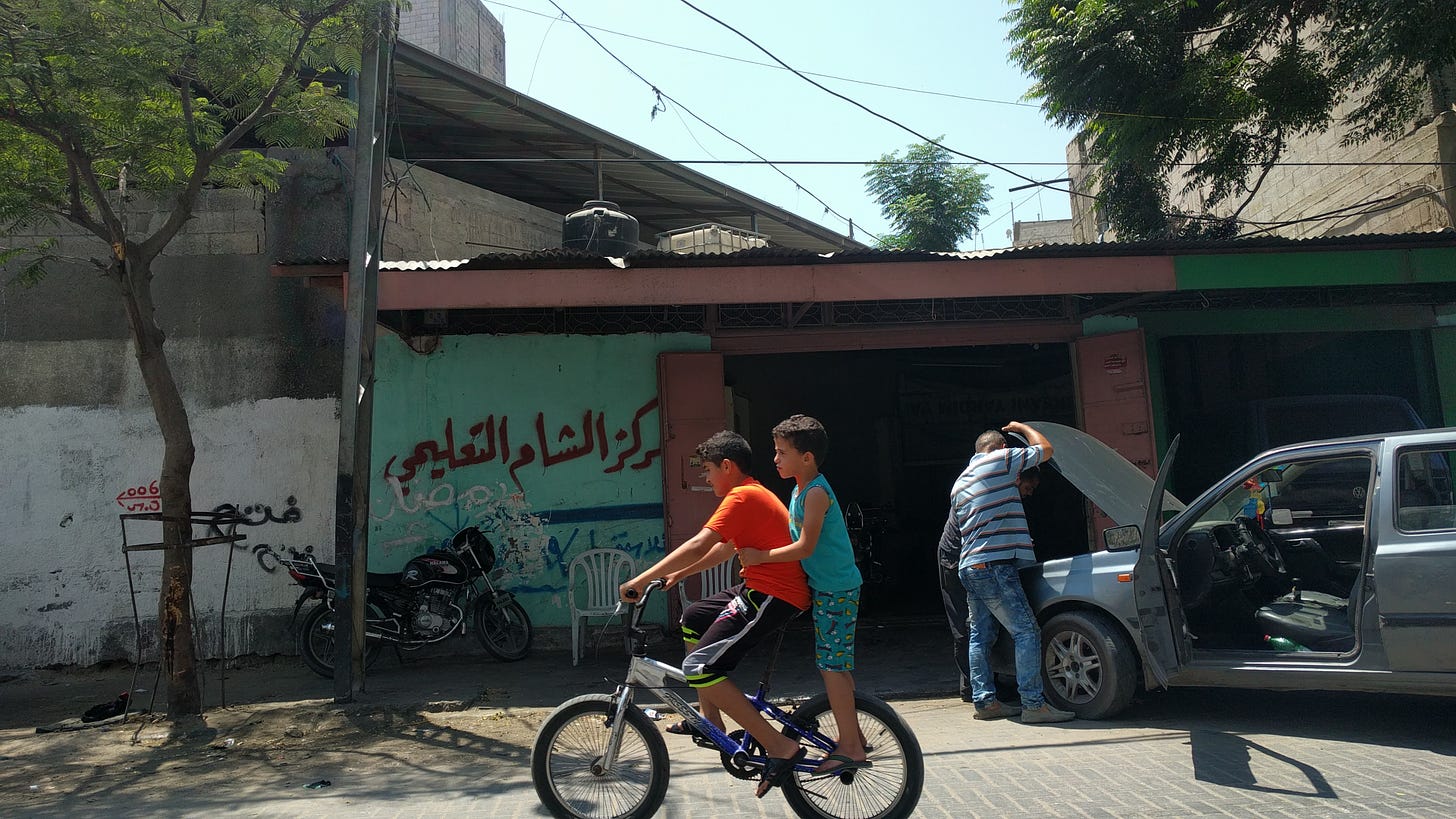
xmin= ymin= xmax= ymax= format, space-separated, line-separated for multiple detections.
xmin=959 ymin=563 xmax=1044 ymax=709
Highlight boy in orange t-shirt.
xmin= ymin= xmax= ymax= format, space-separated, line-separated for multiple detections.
xmin=620 ymin=431 xmax=810 ymax=798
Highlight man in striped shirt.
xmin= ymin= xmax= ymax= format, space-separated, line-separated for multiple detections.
xmin=952 ymin=421 xmax=1074 ymax=724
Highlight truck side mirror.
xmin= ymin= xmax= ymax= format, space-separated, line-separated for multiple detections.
xmin=1103 ymin=524 xmax=1142 ymax=551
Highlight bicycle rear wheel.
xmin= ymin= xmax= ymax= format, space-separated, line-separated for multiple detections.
xmin=780 ymin=692 xmax=924 ymax=819
xmin=531 ymin=694 xmax=669 ymax=819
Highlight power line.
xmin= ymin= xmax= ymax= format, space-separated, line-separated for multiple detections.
xmin=485 ymin=0 xmax=1041 ymax=111
xmin=541 ymin=0 xmax=882 ymax=244
xmin=483 ymin=0 xmax=1238 ymax=123
xmin=672 ymin=0 xmax=1075 ymax=198
xmin=669 ymin=0 xmax=1402 ymax=231
xmin=407 ymin=157 xmax=1456 ymax=169
xmin=1234 ymin=183 xmax=1456 ymax=237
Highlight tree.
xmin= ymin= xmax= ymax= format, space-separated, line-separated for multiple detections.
xmin=864 ymin=140 xmax=993 ymax=251
xmin=0 ymin=0 xmax=391 ymax=717
xmin=1005 ymin=0 xmax=1456 ymax=239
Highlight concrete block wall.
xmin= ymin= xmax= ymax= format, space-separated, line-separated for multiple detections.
xmin=382 ymin=159 xmax=564 ymax=258
xmin=1065 ymin=93 xmax=1455 ymax=241
xmin=399 ymin=0 xmax=506 ymax=84
xmin=1166 ymin=98 xmax=1452 ymax=238
xmin=264 ymin=148 xmax=564 ymax=263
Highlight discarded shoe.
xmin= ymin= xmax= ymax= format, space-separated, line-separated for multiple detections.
xmin=81 ymin=692 xmax=129 ymax=723
xmin=972 ymin=699 xmax=1022 ymax=721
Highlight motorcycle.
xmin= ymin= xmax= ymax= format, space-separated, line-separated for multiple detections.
xmin=281 ymin=524 xmax=533 ymax=678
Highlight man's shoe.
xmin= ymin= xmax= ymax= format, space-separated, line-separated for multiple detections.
xmin=972 ymin=700 xmax=1022 ymax=720
xmin=1019 ymin=703 xmax=1075 ymax=724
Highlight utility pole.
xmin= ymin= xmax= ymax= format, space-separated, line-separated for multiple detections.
xmin=334 ymin=1 xmax=394 ymax=703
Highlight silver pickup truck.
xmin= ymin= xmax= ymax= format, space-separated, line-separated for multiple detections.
xmin=1001 ymin=422 xmax=1456 ymax=719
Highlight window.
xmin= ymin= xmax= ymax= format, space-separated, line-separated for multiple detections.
xmin=1396 ymin=448 xmax=1456 ymax=532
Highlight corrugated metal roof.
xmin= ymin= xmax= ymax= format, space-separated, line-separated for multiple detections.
xmin=274 ymin=230 xmax=1456 ymax=270
xmin=324 ymin=229 xmax=1455 ymax=271
xmin=391 ymin=43 xmax=862 ymax=253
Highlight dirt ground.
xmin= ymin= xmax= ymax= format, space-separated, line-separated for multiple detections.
xmin=0 ymin=697 xmax=549 ymax=813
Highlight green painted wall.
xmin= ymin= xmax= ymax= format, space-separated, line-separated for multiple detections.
xmin=1433 ymin=326 xmax=1456 ymax=427
xmin=368 ymin=332 xmax=711 ymax=627
xmin=1174 ymin=247 xmax=1456 ymax=290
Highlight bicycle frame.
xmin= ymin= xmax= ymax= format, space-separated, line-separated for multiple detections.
xmin=599 ymin=581 xmax=835 ymax=775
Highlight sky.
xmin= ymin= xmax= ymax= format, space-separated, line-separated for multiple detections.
xmin=478 ymin=0 xmax=1077 ymax=249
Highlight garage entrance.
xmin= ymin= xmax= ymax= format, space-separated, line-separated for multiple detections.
xmin=721 ymin=343 xmax=1084 ymax=619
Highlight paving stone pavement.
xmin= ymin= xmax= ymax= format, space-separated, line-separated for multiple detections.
xmin=6 ymin=619 xmax=1455 ymax=817
xmin=13 ymin=685 xmax=1452 ymax=818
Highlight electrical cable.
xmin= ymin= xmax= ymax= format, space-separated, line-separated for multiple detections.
xmin=1234 ymin=183 xmax=1456 ymax=237
xmin=483 ymin=0 xmax=1241 ymax=122
xmin=542 ymin=0 xmax=882 ymax=244
xmin=672 ymin=0 xmax=1078 ymax=198
xmin=406 ymin=157 xmax=1456 ymax=168
xmin=669 ymin=0 xmax=1307 ymax=230
xmin=475 ymin=2 xmax=1456 ymax=238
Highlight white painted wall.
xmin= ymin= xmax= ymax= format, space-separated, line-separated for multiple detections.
xmin=1 ymin=145 xmax=577 ymax=669
xmin=0 ymin=395 xmax=337 ymax=667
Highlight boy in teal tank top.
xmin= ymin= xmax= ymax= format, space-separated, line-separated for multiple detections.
xmin=739 ymin=414 xmax=868 ymax=774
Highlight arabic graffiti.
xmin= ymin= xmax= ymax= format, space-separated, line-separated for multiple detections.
xmin=116 ymin=480 xmax=161 ymax=513
xmin=206 ymin=496 xmax=309 ymax=573
xmin=382 ymin=397 xmax=662 ymax=494
xmin=370 ymin=479 xmax=551 ymax=580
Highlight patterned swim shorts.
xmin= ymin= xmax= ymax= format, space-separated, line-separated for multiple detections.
xmin=812 ymin=586 xmax=861 ymax=672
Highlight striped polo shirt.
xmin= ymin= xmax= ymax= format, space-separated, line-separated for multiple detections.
xmin=951 ymin=444 xmax=1046 ymax=571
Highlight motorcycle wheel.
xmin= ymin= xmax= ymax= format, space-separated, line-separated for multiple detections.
xmin=531 ymin=694 xmax=669 ymax=819
xmin=475 ymin=598 xmax=533 ymax=661
xmin=297 ymin=603 xmax=385 ymax=679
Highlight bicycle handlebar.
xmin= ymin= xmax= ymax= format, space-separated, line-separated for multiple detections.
xmin=623 ymin=577 xmax=668 ymax=602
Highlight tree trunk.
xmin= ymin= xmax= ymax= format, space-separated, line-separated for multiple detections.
xmin=117 ymin=253 xmax=202 ymax=717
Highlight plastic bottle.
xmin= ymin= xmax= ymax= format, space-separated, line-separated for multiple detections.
xmin=1263 ymin=634 xmax=1311 ymax=652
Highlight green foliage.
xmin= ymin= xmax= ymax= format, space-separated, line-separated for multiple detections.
xmin=0 ymin=0 xmax=388 ymax=281
xmin=864 ymin=140 xmax=993 ymax=251
xmin=1005 ymin=0 xmax=1456 ymax=239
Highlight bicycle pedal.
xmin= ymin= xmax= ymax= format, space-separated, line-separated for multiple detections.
xmin=692 ymin=734 xmax=718 ymax=750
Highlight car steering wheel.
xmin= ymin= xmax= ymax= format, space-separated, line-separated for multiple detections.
xmin=1235 ymin=516 xmax=1287 ymax=578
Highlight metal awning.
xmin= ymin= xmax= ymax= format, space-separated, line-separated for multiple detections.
xmin=390 ymin=42 xmax=862 ymax=252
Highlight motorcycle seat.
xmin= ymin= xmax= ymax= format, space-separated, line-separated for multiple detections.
xmin=309 ymin=562 xmax=405 ymax=589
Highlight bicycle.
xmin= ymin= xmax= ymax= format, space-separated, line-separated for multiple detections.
xmin=530 ymin=579 xmax=924 ymax=819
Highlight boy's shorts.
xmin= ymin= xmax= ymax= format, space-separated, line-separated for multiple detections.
xmin=681 ymin=583 xmax=804 ymax=689
xmin=812 ymin=586 xmax=861 ymax=672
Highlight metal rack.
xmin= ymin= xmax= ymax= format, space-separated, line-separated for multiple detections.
xmin=119 ymin=510 xmax=247 ymax=720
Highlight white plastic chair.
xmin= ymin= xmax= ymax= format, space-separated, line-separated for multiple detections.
xmin=677 ymin=557 xmax=739 ymax=607
xmin=567 ymin=548 xmax=635 ymax=666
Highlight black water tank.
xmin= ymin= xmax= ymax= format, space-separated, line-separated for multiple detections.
xmin=563 ymin=200 xmax=640 ymax=255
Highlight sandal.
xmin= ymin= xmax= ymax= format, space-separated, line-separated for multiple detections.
xmin=755 ymin=746 xmax=808 ymax=798
xmin=812 ymin=753 xmax=873 ymax=776
xmin=665 ymin=720 xmax=716 ymax=748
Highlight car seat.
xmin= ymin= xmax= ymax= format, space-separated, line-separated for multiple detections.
xmin=1253 ymin=578 xmax=1357 ymax=652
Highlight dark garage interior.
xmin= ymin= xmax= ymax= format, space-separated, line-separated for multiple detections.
xmin=724 ymin=343 xmax=1085 ymax=619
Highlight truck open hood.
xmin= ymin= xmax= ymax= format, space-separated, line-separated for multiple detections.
xmin=1024 ymin=421 xmax=1185 ymax=527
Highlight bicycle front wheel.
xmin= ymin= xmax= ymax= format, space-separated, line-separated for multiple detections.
xmin=781 ymin=692 xmax=924 ymax=819
xmin=531 ymin=694 xmax=669 ymax=819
